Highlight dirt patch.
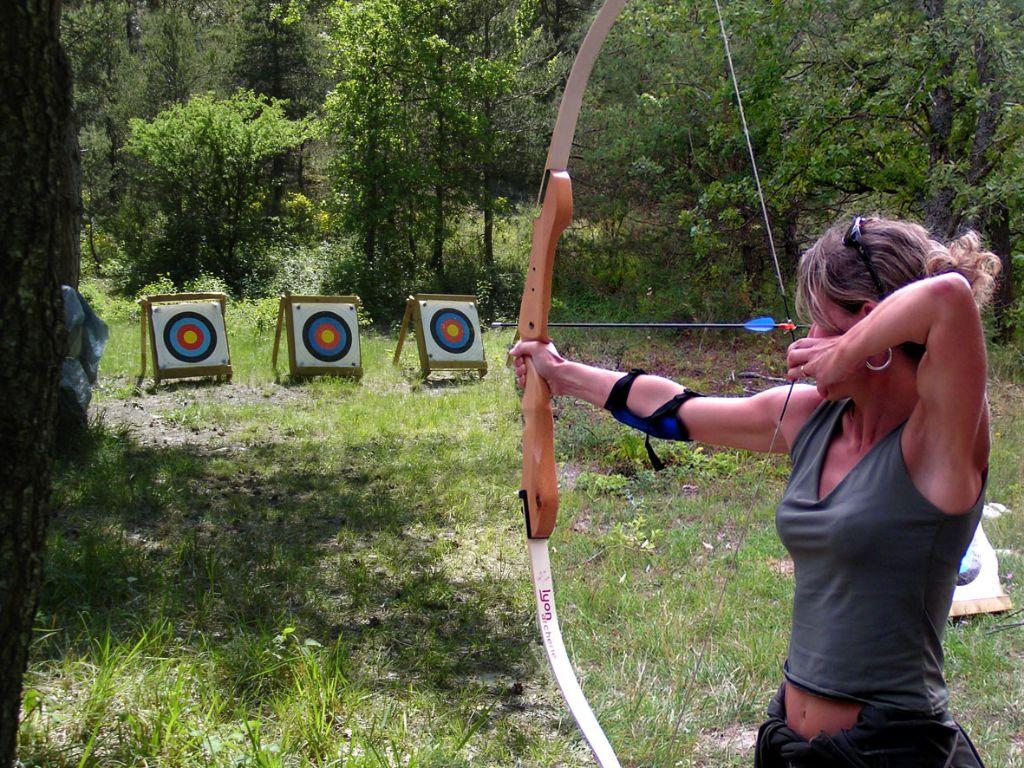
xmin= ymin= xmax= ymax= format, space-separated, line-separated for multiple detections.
xmin=92 ymin=380 xmax=305 ymax=450
xmin=768 ymin=557 xmax=794 ymax=576
xmin=696 ymin=723 xmax=758 ymax=755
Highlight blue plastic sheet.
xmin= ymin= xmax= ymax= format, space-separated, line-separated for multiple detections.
xmin=60 ymin=285 xmax=109 ymax=419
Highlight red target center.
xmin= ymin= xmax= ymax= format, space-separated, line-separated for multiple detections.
xmin=314 ymin=322 xmax=341 ymax=349
xmin=176 ymin=323 xmax=205 ymax=350
xmin=441 ymin=319 xmax=465 ymax=343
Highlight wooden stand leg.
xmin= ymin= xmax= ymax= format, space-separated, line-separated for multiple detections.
xmin=393 ymin=298 xmax=414 ymax=365
xmin=138 ymin=299 xmax=149 ymax=382
xmin=271 ymin=296 xmax=286 ymax=375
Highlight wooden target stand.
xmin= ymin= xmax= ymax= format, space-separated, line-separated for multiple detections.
xmin=272 ymin=294 xmax=363 ymax=380
xmin=950 ymin=522 xmax=1012 ymax=617
xmin=393 ymin=294 xmax=487 ymax=379
xmin=138 ymin=293 xmax=232 ymax=384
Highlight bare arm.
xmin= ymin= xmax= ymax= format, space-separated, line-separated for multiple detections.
xmin=511 ymin=341 xmax=820 ymax=453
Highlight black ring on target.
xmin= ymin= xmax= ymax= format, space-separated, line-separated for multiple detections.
xmin=302 ymin=310 xmax=352 ymax=362
xmin=162 ymin=311 xmax=218 ymax=363
xmin=429 ymin=308 xmax=475 ymax=355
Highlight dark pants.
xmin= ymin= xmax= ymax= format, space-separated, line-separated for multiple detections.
xmin=755 ymin=685 xmax=985 ymax=768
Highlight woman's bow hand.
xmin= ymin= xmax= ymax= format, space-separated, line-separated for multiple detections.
xmin=509 ymin=340 xmax=565 ymax=393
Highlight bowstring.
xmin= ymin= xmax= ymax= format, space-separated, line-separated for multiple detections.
xmin=656 ymin=0 xmax=799 ymax=762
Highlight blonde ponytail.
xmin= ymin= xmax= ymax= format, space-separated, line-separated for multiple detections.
xmin=927 ymin=230 xmax=1002 ymax=309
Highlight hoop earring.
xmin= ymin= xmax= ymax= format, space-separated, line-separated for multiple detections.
xmin=865 ymin=347 xmax=893 ymax=372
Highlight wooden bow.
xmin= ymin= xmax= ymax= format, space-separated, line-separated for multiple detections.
xmin=516 ymin=1 xmax=629 ymax=765
xmin=515 ymin=2 xmax=798 ymax=764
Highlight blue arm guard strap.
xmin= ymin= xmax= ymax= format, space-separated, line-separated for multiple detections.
xmin=603 ymin=369 xmax=704 ymax=470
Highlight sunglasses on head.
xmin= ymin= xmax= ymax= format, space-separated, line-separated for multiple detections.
xmin=843 ymin=216 xmax=885 ymax=297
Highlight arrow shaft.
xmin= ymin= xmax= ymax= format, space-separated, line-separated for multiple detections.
xmin=493 ymin=321 xmax=799 ymax=330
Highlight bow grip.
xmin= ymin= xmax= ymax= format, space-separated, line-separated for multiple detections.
xmin=517 ymin=170 xmax=572 ymax=540
xmin=521 ymin=357 xmax=558 ymax=538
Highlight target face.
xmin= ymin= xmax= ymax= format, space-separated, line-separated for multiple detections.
xmin=430 ymin=309 xmax=475 ymax=355
xmin=151 ymin=302 xmax=229 ymax=370
xmin=163 ymin=312 xmax=217 ymax=363
xmin=303 ymin=311 xmax=353 ymax=362
xmin=291 ymin=302 xmax=360 ymax=369
xmin=420 ymin=300 xmax=484 ymax=363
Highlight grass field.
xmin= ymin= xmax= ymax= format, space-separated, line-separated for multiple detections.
xmin=17 ymin=303 xmax=1024 ymax=767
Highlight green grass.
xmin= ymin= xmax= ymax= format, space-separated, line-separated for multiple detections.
xmin=17 ymin=309 xmax=1024 ymax=767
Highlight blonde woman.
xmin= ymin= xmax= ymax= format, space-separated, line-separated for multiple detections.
xmin=511 ymin=216 xmax=1000 ymax=766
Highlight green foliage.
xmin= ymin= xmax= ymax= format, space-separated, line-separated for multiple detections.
xmin=78 ymin=278 xmax=139 ymax=324
xmin=62 ymin=0 xmax=1024 ymax=332
xmin=231 ymin=0 xmax=326 ymax=118
xmin=323 ymin=0 xmax=529 ymax=319
xmin=576 ymin=471 xmax=630 ymax=499
xmin=119 ymin=91 xmax=310 ymax=296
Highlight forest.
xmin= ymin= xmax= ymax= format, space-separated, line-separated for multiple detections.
xmin=64 ymin=0 xmax=1023 ymax=331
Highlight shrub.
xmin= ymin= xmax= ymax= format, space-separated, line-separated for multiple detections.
xmin=119 ymin=91 xmax=310 ymax=296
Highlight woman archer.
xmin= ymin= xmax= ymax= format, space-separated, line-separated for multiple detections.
xmin=510 ymin=216 xmax=1000 ymax=767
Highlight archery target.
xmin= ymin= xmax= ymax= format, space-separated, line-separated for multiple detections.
xmin=952 ymin=523 xmax=1008 ymax=607
xmin=151 ymin=302 xmax=230 ymax=370
xmin=420 ymin=300 xmax=484 ymax=362
xmin=291 ymin=302 xmax=360 ymax=368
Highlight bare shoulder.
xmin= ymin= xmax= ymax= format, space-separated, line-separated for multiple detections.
xmin=779 ymin=385 xmax=826 ymax=450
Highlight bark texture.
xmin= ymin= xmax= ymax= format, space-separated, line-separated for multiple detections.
xmin=919 ymin=0 xmax=958 ymax=239
xmin=0 ymin=0 xmax=76 ymax=764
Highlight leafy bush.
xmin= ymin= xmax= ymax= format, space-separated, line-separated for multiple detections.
xmin=78 ymin=278 xmax=138 ymax=323
xmin=229 ymin=297 xmax=281 ymax=334
xmin=323 ymin=240 xmax=421 ymax=326
xmin=265 ymin=242 xmax=337 ymax=297
xmin=118 ymin=91 xmax=310 ymax=296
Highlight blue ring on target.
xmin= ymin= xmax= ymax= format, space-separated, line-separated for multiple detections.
xmin=429 ymin=308 xmax=475 ymax=355
xmin=162 ymin=311 xmax=217 ymax=363
xmin=302 ymin=310 xmax=352 ymax=362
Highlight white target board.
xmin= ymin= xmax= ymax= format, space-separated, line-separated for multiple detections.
xmin=419 ymin=299 xmax=485 ymax=363
xmin=950 ymin=523 xmax=1012 ymax=617
xmin=150 ymin=301 xmax=230 ymax=371
xmin=291 ymin=301 xmax=361 ymax=370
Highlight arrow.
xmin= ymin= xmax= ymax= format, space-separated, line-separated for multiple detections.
xmin=492 ymin=316 xmax=799 ymax=332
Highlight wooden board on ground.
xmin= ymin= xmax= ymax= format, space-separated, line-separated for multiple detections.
xmin=393 ymin=294 xmax=487 ymax=379
xmin=272 ymin=294 xmax=363 ymax=379
xmin=139 ymin=293 xmax=232 ymax=384
xmin=950 ymin=522 xmax=1012 ymax=617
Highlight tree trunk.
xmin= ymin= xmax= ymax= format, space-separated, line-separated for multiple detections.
xmin=482 ymin=172 xmax=494 ymax=273
xmin=982 ymin=203 xmax=1014 ymax=341
xmin=0 ymin=1 xmax=77 ymax=765
xmin=432 ymin=182 xmax=445 ymax=287
xmin=919 ymin=0 xmax=958 ymax=238
xmin=481 ymin=17 xmax=495 ymax=276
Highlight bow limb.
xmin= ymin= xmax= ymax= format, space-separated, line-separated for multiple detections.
xmin=545 ymin=0 xmax=629 ymax=174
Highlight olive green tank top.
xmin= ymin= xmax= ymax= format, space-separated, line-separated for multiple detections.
xmin=776 ymin=398 xmax=984 ymax=713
